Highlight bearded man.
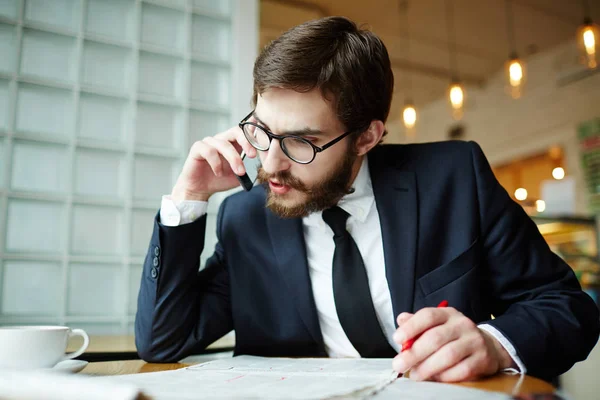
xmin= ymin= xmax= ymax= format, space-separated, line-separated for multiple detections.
xmin=135 ymin=17 xmax=599 ymax=383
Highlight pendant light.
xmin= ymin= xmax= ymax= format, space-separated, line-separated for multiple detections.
xmin=505 ymin=0 xmax=525 ymax=98
xmin=403 ymin=104 xmax=417 ymax=130
xmin=445 ymin=0 xmax=465 ymax=120
xmin=399 ymin=0 xmax=417 ymax=134
xmin=578 ymin=0 xmax=599 ymax=69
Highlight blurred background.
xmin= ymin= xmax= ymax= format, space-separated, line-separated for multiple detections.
xmin=0 ymin=0 xmax=599 ymax=397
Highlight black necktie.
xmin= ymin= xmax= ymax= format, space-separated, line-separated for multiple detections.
xmin=322 ymin=206 xmax=396 ymax=358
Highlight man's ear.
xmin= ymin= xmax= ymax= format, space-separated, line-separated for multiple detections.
xmin=354 ymin=120 xmax=385 ymax=156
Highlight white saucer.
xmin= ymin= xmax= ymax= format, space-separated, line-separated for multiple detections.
xmin=51 ymin=360 xmax=89 ymax=373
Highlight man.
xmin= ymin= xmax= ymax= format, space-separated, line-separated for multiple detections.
xmin=135 ymin=17 xmax=599 ymax=383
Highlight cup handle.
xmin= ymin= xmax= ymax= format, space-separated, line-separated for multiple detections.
xmin=62 ymin=329 xmax=90 ymax=361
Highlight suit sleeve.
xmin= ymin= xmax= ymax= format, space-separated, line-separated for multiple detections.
xmin=470 ymin=141 xmax=600 ymax=380
xmin=134 ymin=197 xmax=233 ymax=362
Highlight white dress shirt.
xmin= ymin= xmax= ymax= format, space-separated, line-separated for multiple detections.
xmin=301 ymin=158 xmax=397 ymax=357
xmin=160 ymin=157 xmax=525 ymax=373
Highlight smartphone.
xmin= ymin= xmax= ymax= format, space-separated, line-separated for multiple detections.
xmin=236 ymin=151 xmax=261 ymax=191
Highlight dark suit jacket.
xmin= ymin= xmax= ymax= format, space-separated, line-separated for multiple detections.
xmin=135 ymin=141 xmax=600 ymax=381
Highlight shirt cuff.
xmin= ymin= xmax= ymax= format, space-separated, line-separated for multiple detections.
xmin=478 ymin=323 xmax=526 ymax=375
xmin=160 ymin=195 xmax=208 ymax=226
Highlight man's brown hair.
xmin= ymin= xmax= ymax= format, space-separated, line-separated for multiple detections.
xmin=252 ymin=16 xmax=394 ymax=138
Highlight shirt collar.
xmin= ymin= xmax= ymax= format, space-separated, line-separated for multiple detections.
xmin=304 ymin=156 xmax=374 ymax=227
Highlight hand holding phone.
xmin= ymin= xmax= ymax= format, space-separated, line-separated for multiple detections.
xmin=171 ymin=127 xmax=257 ymax=202
xmin=236 ymin=151 xmax=261 ymax=191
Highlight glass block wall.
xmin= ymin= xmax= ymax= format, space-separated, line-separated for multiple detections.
xmin=0 ymin=0 xmax=258 ymax=334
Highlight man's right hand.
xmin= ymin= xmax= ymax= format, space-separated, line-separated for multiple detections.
xmin=171 ymin=126 xmax=257 ymax=202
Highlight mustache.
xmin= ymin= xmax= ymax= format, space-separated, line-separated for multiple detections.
xmin=257 ymin=168 xmax=308 ymax=192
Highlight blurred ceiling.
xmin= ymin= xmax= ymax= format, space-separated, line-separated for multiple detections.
xmin=260 ymin=0 xmax=600 ymax=119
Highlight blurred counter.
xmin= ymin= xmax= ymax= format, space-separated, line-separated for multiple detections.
xmin=533 ymin=215 xmax=600 ymax=306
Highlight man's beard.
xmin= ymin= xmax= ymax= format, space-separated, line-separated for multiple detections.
xmin=257 ymin=150 xmax=358 ymax=219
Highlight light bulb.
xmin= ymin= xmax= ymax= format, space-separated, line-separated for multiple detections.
xmin=449 ymin=84 xmax=464 ymax=109
xmin=536 ymin=200 xmax=546 ymax=213
xmin=509 ymin=59 xmax=523 ymax=86
xmin=505 ymin=56 xmax=525 ymax=99
xmin=584 ymin=27 xmax=596 ymax=53
xmin=515 ymin=188 xmax=528 ymax=201
xmin=552 ymin=167 xmax=565 ymax=180
xmin=403 ymin=104 xmax=417 ymax=129
xmin=448 ymin=82 xmax=465 ymax=120
xmin=578 ymin=22 xmax=599 ymax=69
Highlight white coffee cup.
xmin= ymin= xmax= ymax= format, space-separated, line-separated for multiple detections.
xmin=0 ymin=325 xmax=89 ymax=369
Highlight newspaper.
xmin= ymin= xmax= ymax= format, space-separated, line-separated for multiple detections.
xmin=0 ymin=356 xmax=513 ymax=400
xmin=104 ymin=356 xmax=511 ymax=400
xmin=106 ymin=356 xmax=398 ymax=400
xmin=371 ymin=378 xmax=510 ymax=400
xmin=0 ymin=368 xmax=143 ymax=400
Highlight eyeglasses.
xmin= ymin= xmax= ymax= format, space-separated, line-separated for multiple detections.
xmin=239 ymin=110 xmax=355 ymax=164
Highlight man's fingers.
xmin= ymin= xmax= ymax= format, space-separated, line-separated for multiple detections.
xmin=406 ymin=323 xmax=499 ymax=382
xmin=393 ymin=308 xmax=449 ymax=345
xmin=393 ymin=323 xmax=461 ymax=374
xmin=415 ymin=323 xmax=460 ymax=354
xmin=218 ymin=127 xmax=256 ymax=158
xmin=392 ymin=353 xmax=409 ymax=374
xmin=234 ymin=130 xmax=257 ymax=158
xmin=188 ymin=141 xmax=225 ymax=176
xmin=396 ymin=312 xmax=413 ymax=326
xmin=203 ymin=137 xmax=245 ymax=176
xmin=408 ymin=336 xmax=473 ymax=381
xmin=428 ymin=352 xmax=484 ymax=383
xmin=392 ymin=310 xmax=496 ymax=382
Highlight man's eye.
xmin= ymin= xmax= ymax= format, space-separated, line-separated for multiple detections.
xmin=305 ymin=137 xmax=318 ymax=143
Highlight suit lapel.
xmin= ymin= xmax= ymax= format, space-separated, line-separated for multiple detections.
xmin=265 ymin=212 xmax=324 ymax=347
xmin=370 ymin=157 xmax=418 ymax=325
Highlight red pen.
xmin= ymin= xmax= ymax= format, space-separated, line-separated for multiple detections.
xmin=401 ymin=300 xmax=448 ymax=352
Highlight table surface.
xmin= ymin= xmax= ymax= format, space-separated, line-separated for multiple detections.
xmin=67 ymin=334 xmax=234 ymax=353
xmin=81 ymin=359 xmax=555 ymax=396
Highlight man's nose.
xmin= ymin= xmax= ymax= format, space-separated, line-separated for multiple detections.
xmin=261 ymin=140 xmax=292 ymax=174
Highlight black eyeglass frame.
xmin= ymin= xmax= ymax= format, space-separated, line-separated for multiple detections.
xmin=238 ymin=110 xmax=356 ymax=164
